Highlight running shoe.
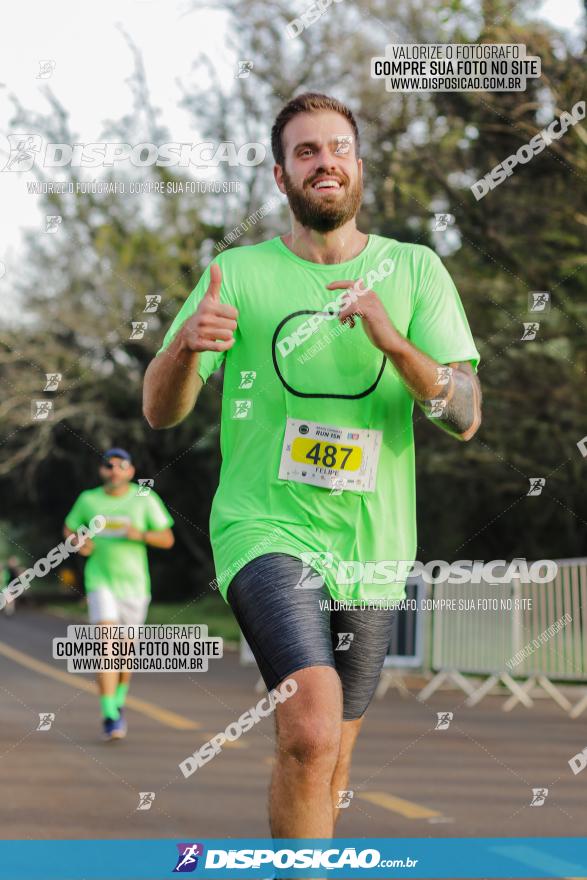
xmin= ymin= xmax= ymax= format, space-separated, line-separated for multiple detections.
xmin=102 ymin=711 xmax=127 ymax=741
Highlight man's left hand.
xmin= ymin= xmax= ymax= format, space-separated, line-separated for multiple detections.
xmin=326 ymin=280 xmax=400 ymax=354
xmin=126 ymin=526 xmax=145 ymax=542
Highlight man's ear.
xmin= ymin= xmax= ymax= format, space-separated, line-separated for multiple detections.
xmin=274 ymin=163 xmax=287 ymax=195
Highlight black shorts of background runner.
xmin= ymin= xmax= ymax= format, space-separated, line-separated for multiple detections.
xmin=226 ymin=552 xmax=397 ymax=720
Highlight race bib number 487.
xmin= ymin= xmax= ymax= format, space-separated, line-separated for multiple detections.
xmin=278 ymin=418 xmax=382 ymax=492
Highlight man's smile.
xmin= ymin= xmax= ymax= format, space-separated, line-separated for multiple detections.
xmin=309 ymin=176 xmax=343 ymax=192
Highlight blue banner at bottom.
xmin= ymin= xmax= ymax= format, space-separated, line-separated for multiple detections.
xmin=0 ymin=838 xmax=586 ymax=879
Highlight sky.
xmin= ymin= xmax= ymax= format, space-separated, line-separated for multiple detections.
xmin=0 ymin=0 xmax=584 ymax=272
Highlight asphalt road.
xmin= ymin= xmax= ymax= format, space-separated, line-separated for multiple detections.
xmin=1 ymin=608 xmax=586 ymax=878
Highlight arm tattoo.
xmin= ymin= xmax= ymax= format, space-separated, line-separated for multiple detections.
xmin=418 ymin=362 xmax=482 ymax=441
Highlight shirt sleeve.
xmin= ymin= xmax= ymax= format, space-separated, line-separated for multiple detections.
xmin=156 ymin=259 xmax=228 ymax=383
xmin=64 ymin=494 xmax=88 ymax=531
xmin=145 ymin=491 xmax=175 ymax=531
xmin=407 ymin=247 xmax=481 ymax=371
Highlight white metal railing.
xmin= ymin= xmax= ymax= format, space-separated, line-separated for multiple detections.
xmin=419 ymin=558 xmax=587 ymax=712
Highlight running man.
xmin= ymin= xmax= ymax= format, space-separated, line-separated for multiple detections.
xmin=143 ymin=93 xmax=481 ymax=837
xmin=64 ymin=448 xmax=174 ymax=741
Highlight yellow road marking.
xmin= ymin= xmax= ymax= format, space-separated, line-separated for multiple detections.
xmin=0 ymin=639 xmax=200 ymax=730
xmin=359 ymin=791 xmax=441 ymax=819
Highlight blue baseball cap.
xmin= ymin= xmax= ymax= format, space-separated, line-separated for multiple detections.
xmin=102 ymin=447 xmax=132 ymax=463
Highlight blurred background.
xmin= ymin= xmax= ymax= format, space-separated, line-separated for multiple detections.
xmin=0 ymin=0 xmax=586 ymax=634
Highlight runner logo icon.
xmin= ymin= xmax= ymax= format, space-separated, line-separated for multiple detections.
xmin=173 ymin=843 xmax=204 ymax=872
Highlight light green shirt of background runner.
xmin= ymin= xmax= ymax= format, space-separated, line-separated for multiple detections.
xmin=158 ymin=234 xmax=480 ymax=605
xmin=65 ymin=484 xmax=174 ymax=598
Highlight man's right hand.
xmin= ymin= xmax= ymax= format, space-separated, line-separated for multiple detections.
xmin=177 ymin=264 xmax=238 ymax=353
xmin=143 ymin=262 xmax=236 ymax=429
xmin=77 ymin=537 xmax=94 ymax=557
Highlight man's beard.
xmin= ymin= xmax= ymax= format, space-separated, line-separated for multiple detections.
xmin=281 ymin=167 xmax=363 ymax=233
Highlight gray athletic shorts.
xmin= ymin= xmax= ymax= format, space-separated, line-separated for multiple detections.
xmin=226 ymin=553 xmax=398 ymax=720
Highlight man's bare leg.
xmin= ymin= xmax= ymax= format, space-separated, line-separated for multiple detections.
xmin=96 ymin=620 xmax=118 ymax=704
xmin=331 ymin=717 xmax=363 ymax=826
xmin=270 ymin=666 xmax=343 ymax=838
xmin=118 ymin=665 xmax=133 ymax=691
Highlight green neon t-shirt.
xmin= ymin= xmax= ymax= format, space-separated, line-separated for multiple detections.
xmin=64 ymin=484 xmax=174 ymax=598
xmin=158 ymin=235 xmax=480 ymax=604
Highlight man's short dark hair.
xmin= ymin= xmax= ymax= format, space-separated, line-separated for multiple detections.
xmin=271 ymin=92 xmax=361 ymax=168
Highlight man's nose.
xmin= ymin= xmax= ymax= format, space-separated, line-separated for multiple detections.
xmin=313 ymin=144 xmax=340 ymax=165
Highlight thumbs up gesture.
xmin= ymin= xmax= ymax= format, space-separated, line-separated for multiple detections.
xmin=178 ymin=264 xmax=238 ymax=352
